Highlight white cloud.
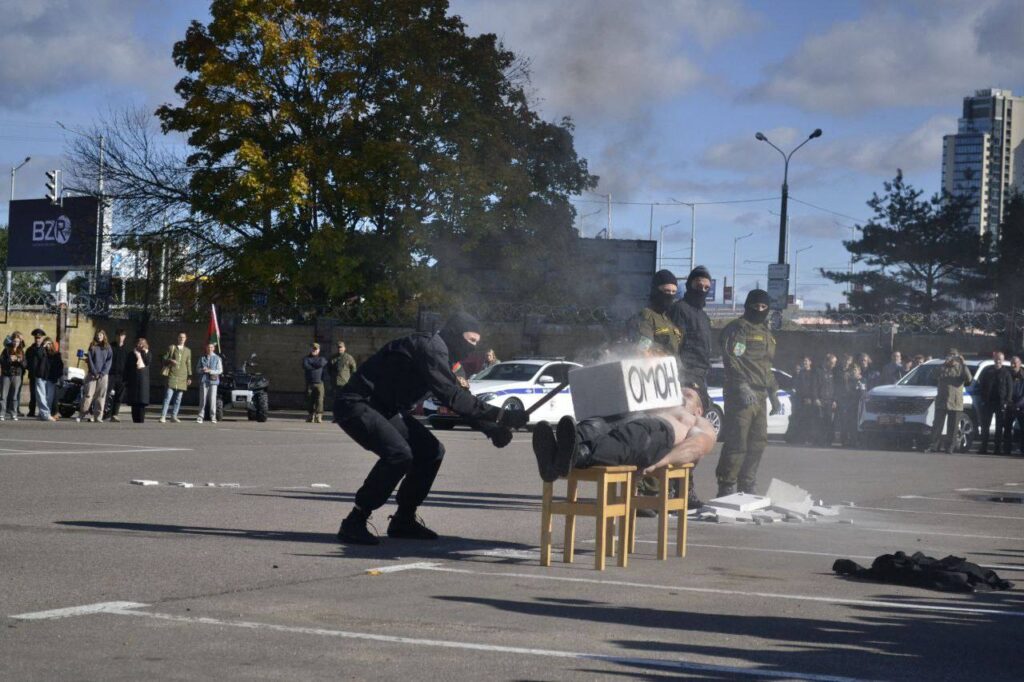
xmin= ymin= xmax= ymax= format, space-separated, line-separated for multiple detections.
xmin=748 ymin=0 xmax=1024 ymax=114
xmin=0 ymin=0 xmax=175 ymax=110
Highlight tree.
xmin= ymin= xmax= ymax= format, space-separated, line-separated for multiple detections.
xmin=154 ymin=0 xmax=595 ymax=309
xmin=822 ymin=171 xmax=982 ymax=314
xmin=0 ymin=225 xmax=50 ymax=295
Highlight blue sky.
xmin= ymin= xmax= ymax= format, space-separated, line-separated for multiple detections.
xmin=2 ymin=0 xmax=1022 ymax=307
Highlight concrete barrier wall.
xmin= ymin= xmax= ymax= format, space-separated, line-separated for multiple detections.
xmin=1 ymin=309 xmax=1010 ymax=411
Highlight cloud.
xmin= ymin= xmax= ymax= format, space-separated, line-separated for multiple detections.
xmin=0 ymin=0 xmax=175 ymax=110
xmin=748 ymin=0 xmax=1024 ymax=114
xmin=700 ymin=115 xmax=955 ymax=184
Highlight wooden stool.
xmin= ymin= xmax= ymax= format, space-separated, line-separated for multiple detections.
xmin=540 ymin=465 xmax=634 ymax=571
xmin=629 ymin=463 xmax=694 ymax=560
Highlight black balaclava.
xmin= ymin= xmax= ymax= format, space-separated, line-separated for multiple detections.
xmin=648 ymin=269 xmax=678 ymax=313
xmin=683 ymin=265 xmax=712 ymax=309
xmin=439 ymin=312 xmax=482 ymax=366
xmin=743 ymin=289 xmax=771 ymax=324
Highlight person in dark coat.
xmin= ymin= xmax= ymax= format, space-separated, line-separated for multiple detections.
xmin=303 ymin=342 xmax=329 ymax=423
xmin=786 ymin=356 xmax=816 ymax=444
xmin=977 ymin=351 xmax=1013 ymax=454
xmin=33 ymin=337 xmax=63 ymax=421
xmin=24 ymin=328 xmax=46 ymax=417
xmin=107 ymin=329 xmax=130 ymax=422
xmin=125 ymin=338 xmax=152 ymax=424
xmin=1006 ymin=355 xmax=1024 ymax=455
xmin=334 ymin=312 xmax=526 ymax=545
xmin=813 ymin=353 xmax=838 ymax=446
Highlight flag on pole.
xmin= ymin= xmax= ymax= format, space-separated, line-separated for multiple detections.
xmin=208 ymin=303 xmax=221 ymax=352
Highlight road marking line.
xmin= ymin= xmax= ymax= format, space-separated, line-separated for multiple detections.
xmin=0 ymin=448 xmax=193 ymax=457
xmin=0 ymin=438 xmax=168 ymax=449
xmin=957 ymin=487 xmax=1022 ymax=493
xmin=400 ymin=565 xmax=1024 ymax=618
xmin=855 ymin=527 xmax=1024 ymax=541
xmin=855 ymin=506 xmax=1024 ymax=521
xmin=898 ymin=495 xmax=978 ymax=503
xmin=21 ymin=603 xmax=866 ymax=681
xmin=11 ymin=601 xmax=148 ymax=620
xmin=366 ymin=562 xmax=443 ymax=574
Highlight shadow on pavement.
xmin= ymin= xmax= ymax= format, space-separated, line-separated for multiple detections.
xmin=240 ymin=488 xmax=544 ymax=512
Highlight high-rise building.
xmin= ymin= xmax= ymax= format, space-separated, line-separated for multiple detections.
xmin=941 ymin=88 xmax=1024 ymax=236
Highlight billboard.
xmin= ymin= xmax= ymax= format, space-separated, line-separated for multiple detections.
xmin=6 ymin=197 xmax=100 ymax=271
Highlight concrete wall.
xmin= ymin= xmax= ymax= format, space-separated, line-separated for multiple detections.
xmin=2 ymin=309 xmax=1010 ymax=411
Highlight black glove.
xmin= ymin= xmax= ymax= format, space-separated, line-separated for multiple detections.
xmin=487 ymin=425 xmax=513 ymax=448
xmin=737 ymin=384 xmax=759 ymax=408
xmin=498 ymin=407 xmax=529 ymax=429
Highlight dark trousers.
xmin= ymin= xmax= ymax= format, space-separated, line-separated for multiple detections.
xmin=579 ymin=417 xmax=673 ymax=469
xmin=817 ymin=402 xmax=836 ymax=446
xmin=978 ymin=403 xmax=1008 ymax=452
xmin=335 ymin=398 xmax=444 ymax=513
xmin=131 ymin=404 xmax=146 ymax=423
xmin=1005 ymin=409 xmax=1024 ymax=453
xmin=717 ymin=392 xmax=767 ymax=493
xmin=786 ymin=399 xmax=813 ymax=444
xmin=109 ymin=375 xmax=126 ymax=416
xmin=929 ymin=408 xmax=961 ymax=452
xmin=27 ymin=374 xmax=36 ymax=416
xmin=837 ymin=401 xmax=859 ymax=447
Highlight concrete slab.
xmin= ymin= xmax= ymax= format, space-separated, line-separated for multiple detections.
xmin=705 ymin=492 xmax=771 ymax=512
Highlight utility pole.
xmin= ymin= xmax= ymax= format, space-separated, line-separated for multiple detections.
xmin=793 ymin=244 xmax=813 ymax=306
xmin=670 ymin=199 xmax=697 ymax=271
xmin=732 ymin=232 xmax=753 ymax=311
xmin=8 ymin=156 xmax=31 ymax=304
xmin=648 ymin=203 xmax=654 ymax=240
xmin=606 ymin=193 xmax=612 ymax=239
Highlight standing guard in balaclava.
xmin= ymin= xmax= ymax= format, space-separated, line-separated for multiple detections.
xmin=716 ymin=289 xmax=780 ymax=497
xmin=333 ymin=312 xmax=527 ymax=545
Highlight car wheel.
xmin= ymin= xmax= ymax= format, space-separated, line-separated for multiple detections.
xmin=706 ymin=405 xmax=724 ymax=440
xmin=956 ymin=412 xmax=975 ymax=452
xmin=501 ymin=398 xmax=526 ymax=429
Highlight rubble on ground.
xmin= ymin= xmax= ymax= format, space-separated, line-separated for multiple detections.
xmin=697 ymin=478 xmax=846 ymax=525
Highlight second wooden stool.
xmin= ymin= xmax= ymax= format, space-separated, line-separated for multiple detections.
xmin=629 ymin=463 xmax=694 ymax=560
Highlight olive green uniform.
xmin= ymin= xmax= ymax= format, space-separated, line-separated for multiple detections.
xmin=928 ymin=360 xmax=972 ymax=453
xmin=330 ymin=352 xmax=357 ymax=388
xmin=630 ymin=307 xmax=683 ymax=357
xmin=716 ymin=316 xmax=779 ymax=494
xmin=630 ymin=307 xmax=684 ymax=497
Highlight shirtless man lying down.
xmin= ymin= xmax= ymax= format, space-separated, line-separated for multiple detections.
xmin=532 ymin=387 xmax=716 ymax=482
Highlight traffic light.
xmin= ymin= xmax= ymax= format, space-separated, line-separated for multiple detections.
xmin=45 ymin=169 xmax=61 ymax=204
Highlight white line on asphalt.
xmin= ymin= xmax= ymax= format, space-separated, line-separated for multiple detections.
xmin=0 ymin=448 xmax=193 ymax=457
xmin=366 ymin=562 xmax=443 ymax=574
xmin=898 ymin=495 xmax=978 ymax=503
xmin=402 ymin=565 xmax=1024 ymax=618
xmin=0 ymin=438 xmax=169 ymax=449
xmin=11 ymin=602 xmax=148 ymax=620
xmin=855 ymin=506 xmax=1024 ymax=521
xmin=21 ymin=603 xmax=867 ymax=682
xmin=856 ymin=526 xmax=1024 ymax=541
xmin=956 ymin=487 xmax=1023 ymax=493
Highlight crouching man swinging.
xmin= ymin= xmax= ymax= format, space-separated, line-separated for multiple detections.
xmin=334 ymin=312 xmax=527 ymax=545
xmin=532 ymin=387 xmax=716 ymax=482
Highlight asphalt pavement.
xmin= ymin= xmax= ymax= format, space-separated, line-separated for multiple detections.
xmin=1 ymin=410 xmax=1022 ymax=681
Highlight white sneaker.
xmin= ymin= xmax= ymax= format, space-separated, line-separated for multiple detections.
xmin=196 ymin=417 xmax=203 ymax=424
xmin=75 ymin=416 xmax=82 ymax=423
xmin=12 ymin=415 xmax=19 ymax=421
xmin=159 ymin=416 xmax=167 ymax=423
xmin=0 ymin=415 xmax=5 ymax=421
xmin=210 ymin=419 xmax=217 ymax=424
xmin=172 ymin=416 xmax=180 ymax=423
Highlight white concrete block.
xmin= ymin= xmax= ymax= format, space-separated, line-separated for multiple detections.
xmin=205 ymin=482 xmax=218 ymax=487
xmin=130 ymin=480 xmax=159 ymax=486
xmin=706 ymin=492 xmax=771 ymax=512
xmin=703 ymin=506 xmax=753 ymax=522
xmin=569 ymin=356 xmax=682 ymax=419
xmin=310 ymin=483 xmax=331 ymax=488
xmin=765 ymin=478 xmax=814 ymax=516
xmin=169 ymin=482 xmax=194 ymax=488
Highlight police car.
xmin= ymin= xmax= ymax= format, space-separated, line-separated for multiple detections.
xmin=705 ymin=363 xmax=793 ymax=438
xmin=425 ymin=359 xmax=581 ymax=429
xmin=858 ymin=358 xmax=992 ymax=451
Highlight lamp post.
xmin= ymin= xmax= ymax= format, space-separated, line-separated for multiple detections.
xmin=793 ymin=244 xmax=813 ymax=306
xmin=658 ymin=220 xmax=681 ymax=270
xmin=670 ymin=198 xmax=696 ymax=270
xmin=732 ymin=232 xmax=754 ymax=311
xmin=755 ymin=128 xmax=822 ymax=264
xmin=8 ymin=156 xmax=31 ymax=303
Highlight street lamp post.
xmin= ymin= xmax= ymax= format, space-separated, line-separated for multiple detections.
xmin=658 ymin=220 xmax=681 ymax=270
xmin=732 ymin=232 xmax=754 ymax=311
xmin=755 ymin=129 xmax=822 ymax=264
xmin=793 ymin=244 xmax=814 ymax=306
xmin=8 ymin=156 xmax=31 ymax=303
xmin=670 ymin=198 xmax=696 ymax=270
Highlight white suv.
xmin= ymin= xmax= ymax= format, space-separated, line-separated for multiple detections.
xmin=858 ymin=358 xmax=992 ymax=451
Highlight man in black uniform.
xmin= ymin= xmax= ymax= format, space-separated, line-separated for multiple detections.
xmin=977 ymin=351 xmax=1012 ymax=454
xmin=669 ymin=265 xmax=714 ymax=509
xmin=813 ymin=353 xmax=838 ymax=446
xmin=334 ymin=312 xmax=527 ymax=545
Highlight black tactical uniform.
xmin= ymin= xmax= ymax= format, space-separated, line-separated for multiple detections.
xmin=716 ymin=290 xmax=779 ymax=496
xmin=669 ymin=265 xmax=714 ymax=400
xmin=334 ymin=313 xmax=524 ymax=544
xmin=977 ymin=360 xmax=1013 ymax=454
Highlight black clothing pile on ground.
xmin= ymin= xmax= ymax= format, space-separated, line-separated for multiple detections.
xmin=833 ymin=551 xmax=1013 ymax=593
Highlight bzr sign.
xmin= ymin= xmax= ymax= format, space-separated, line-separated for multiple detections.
xmin=32 ymin=216 xmax=72 ymax=245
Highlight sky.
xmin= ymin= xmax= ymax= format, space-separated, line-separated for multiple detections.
xmin=1 ymin=0 xmax=1022 ymax=307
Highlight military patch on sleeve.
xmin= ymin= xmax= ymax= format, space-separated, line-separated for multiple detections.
xmin=733 ymin=341 xmax=746 ymax=357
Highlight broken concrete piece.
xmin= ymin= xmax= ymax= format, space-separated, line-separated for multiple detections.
xmin=205 ymin=482 xmax=217 ymax=487
xmin=784 ymin=513 xmax=805 ymax=523
xmin=169 ymin=482 xmax=194 ymax=488
xmin=752 ymin=512 xmax=779 ymax=524
xmin=838 ymin=519 xmax=854 ymax=525
xmin=310 ymin=483 xmax=331 ymax=488
xmin=130 ymin=480 xmax=159 ymax=486
xmin=840 ymin=501 xmax=856 ymax=507
xmin=810 ymin=505 xmax=840 ymax=517
xmin=765 ymin=478 xmax=814 ymax=516
xmin=706 ymin=492 xmax=772 ymax=512
xmin=218 ymin=483 xmax=241 ymax=488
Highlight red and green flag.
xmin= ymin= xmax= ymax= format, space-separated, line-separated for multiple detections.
xmin=208 ymin=303 xmax=221 ymax=352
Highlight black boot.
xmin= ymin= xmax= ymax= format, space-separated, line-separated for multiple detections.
xmin=387 ymin=510 xmax=439 ymax=540
xmin=531 ymin=421 xmax=558 ymax=482
xmin=716 ymin=482 xmax=736 ymax=498
xmin=555 ymin=415 xmax=590 ymax=477
xmin=338 ymin=508 xmax=379 ymax=545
